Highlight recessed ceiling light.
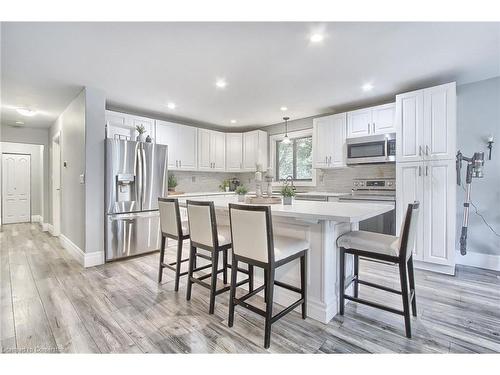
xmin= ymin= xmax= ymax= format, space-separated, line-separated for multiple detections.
xmin=16 ymin=108 xmax=37 ymax=117
xmin=230 ymin=120 xmax=237 ymax=124
xmin=15 ymin=121 xmax=25 ymax=125
xmin=362 ymin=83 xmax=374 ymax=92
xmin=280 ymin=106 xmax=288 ymax=111
xmin=215 ymin=79 xmax=227 ymax=88
xmin=310 ymin=33 xmax=324 ymax=43
xmin=167 ymin=102 xmax=176 ymax=110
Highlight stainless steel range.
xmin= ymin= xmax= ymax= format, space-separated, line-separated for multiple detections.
xmin=338 ymin=178 xmax=396 ymax=235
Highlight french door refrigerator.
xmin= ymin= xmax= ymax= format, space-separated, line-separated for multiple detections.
xmin=105 ymin=139 xmax=168 ymax=261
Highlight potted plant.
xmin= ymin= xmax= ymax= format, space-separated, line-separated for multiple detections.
xmin=136 ymin=124 xmax=146 ymax=142
xmin=168 ymin=174 xmax=177 ymax=192
xmin=235 ymin=185 xmax=248 ymax=202
xmin=280 ymin=183 xmax=295 ymax=205
xmin=219 ymin=179 xmax=230 ymax=192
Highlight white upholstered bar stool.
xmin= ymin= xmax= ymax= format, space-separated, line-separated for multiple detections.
xmin=186 ymin=200 xmax=252 ymax=314
xmin=336 ymin=201 xmax=420 ymax=338
xmin=228 ymin=203 xmax=308 ymax=349
xmin=157 ymin=198 xmax=190 ymax=291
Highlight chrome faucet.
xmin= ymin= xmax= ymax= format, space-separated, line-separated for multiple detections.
xmin=285 ymin=175 xmax=296 ymax=192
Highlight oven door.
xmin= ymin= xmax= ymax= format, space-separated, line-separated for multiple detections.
xmin=346 ymin=133 xmax=396 ymax=165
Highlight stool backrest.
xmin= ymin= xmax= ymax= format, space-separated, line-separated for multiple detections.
xmin=187 ymin=200 xmax=218 ymax=249
xmin=399 ymin=201 xmax=420 ymax=261
xmin=229 ymin=204 xmax=273 ymax=264
xmin=158 ymin=197 xmax=182 ymax=238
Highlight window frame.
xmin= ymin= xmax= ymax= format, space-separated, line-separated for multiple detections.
xmin=269 ymin=129 xmax=316 ymax=187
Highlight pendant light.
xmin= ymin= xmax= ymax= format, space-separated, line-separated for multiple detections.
xmin=282 ymin=116 xmax=291 ymax=144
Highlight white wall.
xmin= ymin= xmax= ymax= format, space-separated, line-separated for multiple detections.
xmin=0 ymin=142 xmax=44 ymax=223
xmin=456 ymin=77 xmax=500 ymax=257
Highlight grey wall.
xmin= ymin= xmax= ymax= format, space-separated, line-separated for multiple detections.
xmin=0 ymin=142 xmax=44 ymax=219
xmin=84 ymin=87 xmax=106 ymax=255
xmin=0 ymin=125 xmax=50 ymax=223
xmin=456 ymin=77 xmax=500 ymax=256
xmin=50 ymin=89 xmax=86 ymax=251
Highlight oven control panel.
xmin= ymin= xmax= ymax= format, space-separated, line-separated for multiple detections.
xmin=352 ymin=178 xmax=395 ymax=191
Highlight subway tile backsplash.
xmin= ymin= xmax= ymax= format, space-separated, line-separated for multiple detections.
xmin=315 ymin=164 xmax=396 ymax=192
xmin=170 ymin=171 xmax=256 ymax=193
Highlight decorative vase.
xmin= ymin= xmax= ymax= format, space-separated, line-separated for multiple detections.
xmin=168 ymin=187 xmax=175 ymax=192
xmin=282 ymin=196 xmax=293 ymax=205
xmin=137 ymin=133 xmax=146 ymax=142
xmin=238 ymin=194 xmax=245 ymax=202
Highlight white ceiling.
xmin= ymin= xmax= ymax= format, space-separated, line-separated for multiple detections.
xmin=1 ymin=22 xmax=500 ymax=129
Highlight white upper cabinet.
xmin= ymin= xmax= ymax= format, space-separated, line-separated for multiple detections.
xmin=242 ymin=130 xmax=268 ymax=171
xmin=198 ymin=129 xmax=226 ymax=171
xmin=347 ymin=103 xmax=395 ymax=138
xmin=226 ymin=133 xmax=243 ymax=172
xmin=106 ymin=110 xmax=155 ymax=141
xmin=396 ymin=82 xmax=456 ymax=163
xmin=313 ymin=113 xmax=346 ymax=169
xmin=156 ymin=120 xmax=197 ymax=170
xmin=347 ymin=108 xmax=372 ymax=138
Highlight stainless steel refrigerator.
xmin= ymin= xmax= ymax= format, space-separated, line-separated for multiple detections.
xmin=105 ymin=139 xmax=168 ymax=261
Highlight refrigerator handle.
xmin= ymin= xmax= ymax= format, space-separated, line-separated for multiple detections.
xmin=141 ymin=146 xmax=147 ymax=207
xmin=136 ymin=145 xmax=143 ymax=209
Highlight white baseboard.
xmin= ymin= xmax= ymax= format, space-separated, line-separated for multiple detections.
xmin=31 ymin=215 xmax=43 ymax=223
xmin=59 ymin=234 xmax=104 ymax=268
xmin=47 ymin=224 xmax=55 ymax=236
xmin=414 ymin=260 xmax=456 ymax=275
xmin=456 ymin=251 xmax=500 ymax=272
xmin=41 ymin=222 xmax=49 ymax=232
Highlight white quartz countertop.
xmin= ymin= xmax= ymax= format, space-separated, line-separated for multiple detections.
xmin=177 ymin=195 xmax=393 ymax=223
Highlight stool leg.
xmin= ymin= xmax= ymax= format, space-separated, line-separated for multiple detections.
xmin=248 ymin=265 xmax=254 ymax=292
xmin=174 ymin=238 xmax=183 ymax=292
xmin=264 ymin=268 xmax=275 ymax=349
xmin=399 ymin=261 xmax=412 ymax=338
xmin=228 ymin=258 xmax=238 ymax=327
xmin=223 ymin=249 xmax=228 ymax=284
xmin=186 ymin=245 xmax=196 ymax=301
xmin=407 ymin=255 xmax=417 ymax=317
xmin=209 ymin=249 xmax=220 ymax=314
xmin=300 ymin=253 xmax=307 ymax=319
xmin=158 ymin=235 xmax=166 ymax=283
xmin=353 ymin=254 xmax=359 ymax=298
xmin=339 ymin=248 xmax=345 ymax=316
xmin=263 ymin=270 xmax=268 ymax=303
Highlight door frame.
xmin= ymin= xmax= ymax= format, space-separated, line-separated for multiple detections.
xmin=1 ymin=152 xmax=31 ymax=224
xmin=52 ymin=132 xmax=62 ymax=236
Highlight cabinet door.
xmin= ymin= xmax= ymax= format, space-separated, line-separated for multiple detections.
xmin=396 ymin=162 xmax=424 ymax=261
xmin=395 ymin=90 xmax=424 ymax=163
xmin=177 ymin=125 xmax=197 ymax=170
xmin=198 ymin=129 xmax=212 ymax=170
xmin=243 ymin=131 xmax=258 ymax=170
xmin=372 ymin=103 xmax=396 ymax=135
xmin=422 ymin=159 xmax=455 ymax=266
xmin=211 ymin=131 xmax=226 ymax=171
xmin=156 ymin=120 xmax=179 ymax=170
xmin=347 ymin=109 xmax=371 ymax=138
xmin=423 ymin=82 xmax=456 ymax=161
xmin=226 ymin=133 xmax=243 ymax=171
xmin=106 ymin=111 xmax=133 ymax=140
xmin=313 ymin=116 xmax=333 ymax=168
xmin=331 ymin=113 xmax=347 ymax=167
xmin=256 ymin=131 xmax=268 ymax=171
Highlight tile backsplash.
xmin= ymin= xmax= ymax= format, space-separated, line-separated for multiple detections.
xmin=314 ymin=164 xmax=396 ymax=192
xmin=170 ymin=171 xmax=256 ymax=193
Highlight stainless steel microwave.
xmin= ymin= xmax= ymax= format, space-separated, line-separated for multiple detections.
xmin=346 ymin=133 xmax=396 ymax=165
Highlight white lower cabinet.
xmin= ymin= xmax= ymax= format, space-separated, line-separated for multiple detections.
xmin=396 ymin=159 xmax=456 ymax=273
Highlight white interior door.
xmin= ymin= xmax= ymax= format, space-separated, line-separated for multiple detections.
xmin=2 ymin=153 xmax=31 ymax=224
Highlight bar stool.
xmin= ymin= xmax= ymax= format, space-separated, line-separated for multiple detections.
xmin=337 ymin=201 xmax=420 ymax=338
xmin=185 ymin=200 xmax=252 ymax=314
xmin=157 ymin=198 xmax=190 ymax=291
xmin=228 ymin=203 xmax=308 ymax=349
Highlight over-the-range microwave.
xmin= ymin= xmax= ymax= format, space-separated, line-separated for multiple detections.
xmin=346 ymin=133 xmax=396 ymax=165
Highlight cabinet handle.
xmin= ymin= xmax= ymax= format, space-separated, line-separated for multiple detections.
xmin=418 ymin=166 xmax=421 ymax=176
xmin=179 ymin=160 xmax=182 ymax=168
xmin=372 ymin=123 xmax=375 ymax=133
xmin=176 ymin=160 xmax=178 ymax=167
xmin=367 ymin=123 xmax=370 ymax=133
xmin=329 ymin=156 xmax=332 ymax=164
xmin=419 ymin=145 xmax=422 ymax=157
xmin=426 ymin=145 xmax=429 ymax=156
xmin=425 ymin=165 xmax=428 ymax=176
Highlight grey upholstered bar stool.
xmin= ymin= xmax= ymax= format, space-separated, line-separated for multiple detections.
xmin=228 ymin=203 xmax=308 ymax=349
xmin=185 ymin=200 xmax=252 ymax=314
xmin=157 ymin=198 xmax=190 ymax=291
xmin=337 ymin=201 xmax=420 ymax=338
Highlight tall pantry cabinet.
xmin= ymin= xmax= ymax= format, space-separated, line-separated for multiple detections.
xmin=395 ymin=82 xmax=457 ymax=275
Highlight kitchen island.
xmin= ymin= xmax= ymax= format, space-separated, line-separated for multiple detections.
xmin=177 ymin=195 xmax=394 ymax=324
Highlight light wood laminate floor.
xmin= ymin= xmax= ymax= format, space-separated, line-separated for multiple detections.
xmin=1 ymin=223 xmax=499 ymax=353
